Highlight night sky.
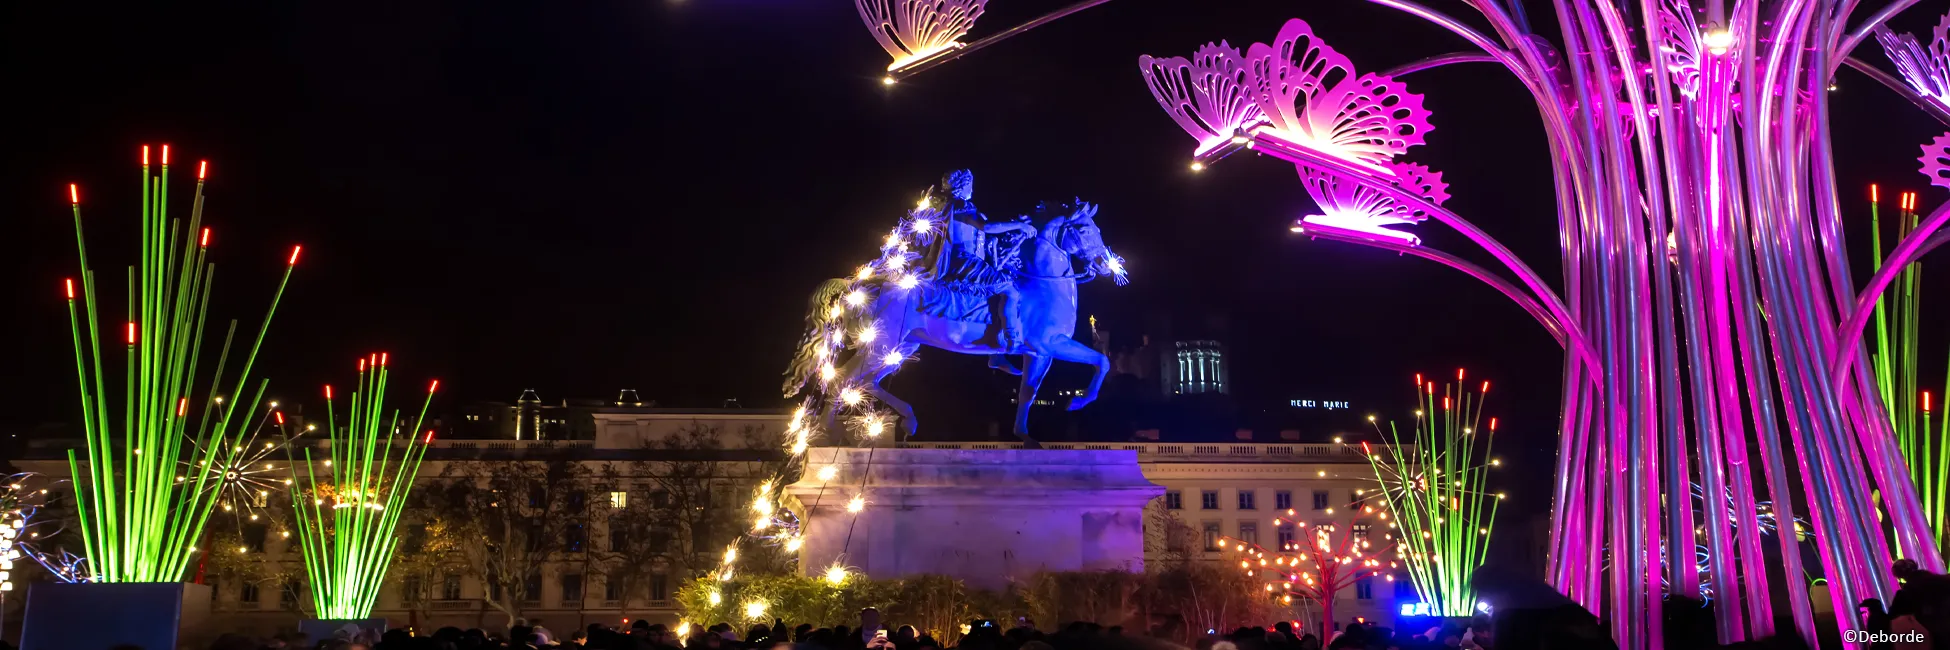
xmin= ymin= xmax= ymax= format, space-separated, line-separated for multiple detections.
xmin=6 ymin=0 xmax=1948 ymax=524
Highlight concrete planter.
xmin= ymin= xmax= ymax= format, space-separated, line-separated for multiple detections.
xmin=20 ymin=582 xmax=211 ymax=650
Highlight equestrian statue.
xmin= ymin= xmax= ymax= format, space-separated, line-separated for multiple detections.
xmin=783 ymin=170 xmax=1128 ymax=444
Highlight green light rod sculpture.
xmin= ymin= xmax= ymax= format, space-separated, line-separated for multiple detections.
xmin=287 ymin=354 xmax=437 ymax=619
xmin=62 ymin=145 xmax=300 ymax=582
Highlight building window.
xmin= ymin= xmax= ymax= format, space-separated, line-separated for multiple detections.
xmin=1238 ymin=490 xmax=1257 ymax=510
xmin=281 ymin=580 xmax=302 ymax=608
xmin=1202 ymin=521 xmax=1222 ymax=551
xmin=568 ymin=490 xmax=587 ymax=511
xmin=523 ymin=571 xmax=543 ymax=602
xmin=1352 ymin=522 xmax=1372 ymax=538
xmin=1164 ymin=491 xmax=1183 ymax=510
xmin=651 ymin=574 xmax=669 ymax=601
xmin=605 ymin=575 xmax=626 ymax=601
xmin=243 ymin=525 xmax=267 ymax=553
xmin=527 ymin=487 xmax=546 ymax=508
xmin=610 ymin=519 xmax=628 ymax=552
xmin=565 ymin=523 xmax=587 ymax=552
xmin=1355 ymin=577 xmax=1374 ymax=600
xmin=1275 ymin=491 xmax=1292 ymax=510
xmin=609 ymin=491 xmax=629 ymax=509
xmin=1277 ymin=522 xmax=1296 ymax=550
xmin=561 ymin=574 xmax=583 ymax=602
xmin=403 ymin=576 xmax=423 ymax=604
xmin=1201 ymin=491 xmax=1220 ymax=510
xmin=442 ymin=574 xmax=463 ymax=600
xmin=1238 ymin=521 xmax=1258 ymax=546
xmin=1312 ymin=490 xmax=1330 ymax=510
xmin=240 ymin=582 xmax=260 ymax=603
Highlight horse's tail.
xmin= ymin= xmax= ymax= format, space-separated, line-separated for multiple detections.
xmin=783 ymin=277 xmax=855 ymax=398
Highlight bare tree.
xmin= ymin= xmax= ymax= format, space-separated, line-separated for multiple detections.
xmin=420 ymin=458 xmax=597 ymax=627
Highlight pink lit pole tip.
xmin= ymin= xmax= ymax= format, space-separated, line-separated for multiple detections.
xmin=1481 ymin=380 xmax=1490 ymax=393
xmin=358 ymin=358 xmax=366 ymax=372
xmin=287 ymin=245 xmax=302 ymax=266
xmin=63 ymin=279 xmax=74 ymax=300
xmin=428 ymin=379 xmax=440 ymax=393
xmin=68 ymin=184 xmax=79 ymax=205
xmin=1456 ymin=368 xmax=1465 ymax=380
xmin=160 ymin=144 xmax=170 ymax=165
xmin=197 ymin=160 xmax=208 ymax=180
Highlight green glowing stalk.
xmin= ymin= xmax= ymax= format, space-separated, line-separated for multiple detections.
xmin=287 ymin=357 xmax=437 ymax=619
xmin=1868 ymin=189 xmax=1950 ymax=551
xmin=1360 ymin=373 xmax=1502 ymax=617
xmin=62 ymin=148 xmax=299 ymax=582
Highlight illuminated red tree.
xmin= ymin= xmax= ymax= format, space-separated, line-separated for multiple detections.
xmin=1223 ymin=514 xmax=1397 ymax=639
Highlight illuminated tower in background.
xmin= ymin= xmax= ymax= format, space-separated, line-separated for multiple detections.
xmin=516 ymin=389 xmax=542 ymax=440
xmin=1166 ymin=340 xmax=1228 ymax=396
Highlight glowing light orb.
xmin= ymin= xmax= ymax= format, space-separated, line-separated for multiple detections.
xmin=846 ymin=495 xmax=866 ymax=513
xmin=826 ymin=565 xmax=848 ymax=585
xmin=745 ymin=601 xmax=768 ymax=619
xmin=818 ymin=466 xmax=839 ymax=481
xmin=883 ymin=350 xmax=905 ymax=366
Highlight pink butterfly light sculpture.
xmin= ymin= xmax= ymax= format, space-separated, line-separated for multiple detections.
xmin=1140 ymin=18 xmax=1442 ymax=245
xmin=1876 ymin=9 xmax=1950 ymax=113
xmin=856 ymin=0 xmax=985 ymax=73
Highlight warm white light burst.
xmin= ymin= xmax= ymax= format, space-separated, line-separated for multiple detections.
xmin=840 ymin=388 xmax=865 ymax=405
xmin=845 ymin=290 xmax=867 ymax=307
xmin=825 ymin=564 xmax=849 ymax=585
xmin=895 ymin=274 xmax=919 ymax=290
xmin=745 ymin=601 xmax=769 ymax=619
xmin=818 ymin=466 xmax=839 ymax=481
xmin=846 ymin=495 xmax=866 ymax=513
xmin=883 ymin=350 xmax=905 ymax=366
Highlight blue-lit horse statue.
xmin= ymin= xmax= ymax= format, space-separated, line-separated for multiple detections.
xmin=784 ymin=197 xmax=1127 ymax=444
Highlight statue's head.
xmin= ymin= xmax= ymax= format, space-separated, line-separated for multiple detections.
xmin=942 ymin=170 xmax=975 ymax=201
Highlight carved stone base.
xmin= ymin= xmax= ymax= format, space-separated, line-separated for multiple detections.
xmin=785 ymin=447 xmax=1162 ymax=591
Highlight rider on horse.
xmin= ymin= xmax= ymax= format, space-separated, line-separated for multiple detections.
xmin=923 ymin=170 xmax=1038 ymax=349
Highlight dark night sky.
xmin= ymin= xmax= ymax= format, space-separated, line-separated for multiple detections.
xmin=5 ymin=0 xmax=1948 ymax=520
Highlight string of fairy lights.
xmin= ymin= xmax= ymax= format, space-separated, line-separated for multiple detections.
xmin=284 ymin=353 xmax=439 ymax=619
xmin=60 ymin=145 xmax=301 ymax=583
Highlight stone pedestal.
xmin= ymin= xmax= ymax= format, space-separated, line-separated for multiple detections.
xmin=785 ymin=448 xmax=1163 ymax=591
xmin=20 ymin=581 xmax=211 ymax=650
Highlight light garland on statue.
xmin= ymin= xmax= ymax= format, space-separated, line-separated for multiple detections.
xmin=711 ymin=191 xmax=948 ymax=606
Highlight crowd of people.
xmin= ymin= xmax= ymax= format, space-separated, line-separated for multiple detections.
xmin=10 ymin=610 xmax=1504 ymax=650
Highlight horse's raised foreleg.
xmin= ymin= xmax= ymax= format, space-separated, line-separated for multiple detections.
xmin=1013 ymin=353 xmax=1055 ymax=445
xmin=862 ymin=343 xmax=922 ymax=438
xmin=1045 ymin=337 xmax=1111 ymax=410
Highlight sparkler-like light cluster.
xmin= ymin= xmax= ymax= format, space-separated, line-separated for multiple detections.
xmin=1348 ymin=371 xmax=1502 ymax=618
xmin=60 ymin=145 xmax=300 ymax=582
xmin=285 ymin=354 xmax=438 ymax=619
xmin=0 ymin=474 xmax=77 ymax=586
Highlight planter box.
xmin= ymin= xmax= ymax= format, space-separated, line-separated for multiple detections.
xmin=20 ymin=582 xmax=212 ymax=650
xmin=300 ymin=618 xmax=388 ymax=644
